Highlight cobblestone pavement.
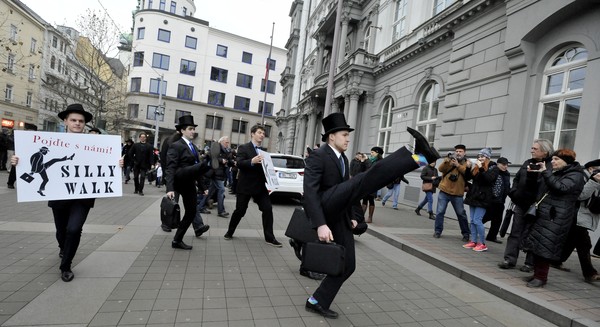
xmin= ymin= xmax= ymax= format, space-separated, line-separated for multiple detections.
xmin=0 ymin=173 xmax=594 ymax=326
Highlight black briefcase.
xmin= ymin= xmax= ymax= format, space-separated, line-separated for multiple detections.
xmin=160 ymin=197 xmax=181 ymax=231
xmin=20 ymin=173 xmax=34 ymax=183
xmin=499 ymin=203 xmax=514 ymax=238
xmin=301 ymin=242 xmax=345 ymax=277
xmin=285 ymin=207 xmax=318 ymax=243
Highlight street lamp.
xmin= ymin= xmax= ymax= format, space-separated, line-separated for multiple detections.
xmin=153 ymin=75 xmax=164 ymax=149
xmin=211 ymin=111 xmax=217 ymax=141
xmin=237 ymin=116 xmax=243 ymax=147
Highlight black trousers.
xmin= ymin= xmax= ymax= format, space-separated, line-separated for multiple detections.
xmin=52 ymin=202 xmax=91 ymax=271
xmin=7 ymin=165 xmax=16 ymax=186
xmin=133 ymin=166 xmax=147 ymax=192
xmin=503 ymin=205 xmax=534 ymax=266
xmin=312 ymin=147 xmax=419 ymax=309
xmin=227 ymin=189 xmax=275 ymax=241
xmin=173 ymin=163 xmax=210 ymax=242
xmin=560 ymin=225 xmax=597 ymax=278
xmin=483 ymin=203 xmax=504 ymax=241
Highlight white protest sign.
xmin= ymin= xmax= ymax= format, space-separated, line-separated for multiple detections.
xmin=14 ymin=130 xmax=123 ymax=202
xmin=258 ymin=150 xmax=279 ymax=192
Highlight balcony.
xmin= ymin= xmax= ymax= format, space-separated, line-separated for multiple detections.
xmin=338 ymin=49 xmax=379 ymax=71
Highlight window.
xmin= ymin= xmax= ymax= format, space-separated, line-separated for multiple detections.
xmin=128 ymin=104 xmax=139 ymax=118
xmin=52 ymin=36 xmax=57 ymax=48
xmin=7 ymin=54 xmax=15 ymax=73
xmin=26 ymin=92 xmax=32 ymax=107
xmin=170 ymin=1 xmax=176 ymax=13
xmin=536 ymin=45 xmax=587 ymax=149
xmin=210 ymin=67 xmax=228 ymax=83
xmin=185 ymin=36 xmax=197 ymax=49
xmin=60 ymin=41 xmax=64 ymax=52
xmin=208 ymin=90 xmax=225 ymax=106
xmin=260 ymin=79 xmax=276 ymax=94
xmin=205 ymin=115 xmax=223 ymax=130
xmin=180 ymin=59 xmax=197 ymax=76
xmin=268 ymin=59 xmax=276 ymax=70
xmin=29 ymin=64 xmax=35 ymax=80
xmin=378 ymin=97 xmax=394 ymax=154
xmin=417 ymin=82 xmax=440 ymax=146
xmin=364 ymin=27 xmax=371 ymax=51
xmin=149 ymin=78 xmax=167 ymax=95
xmin=130 ymin=77 xmax=142 ymax=92
xmin=133 ymin=52 xmax=144 ymax=66
xmin=147 ymin=105 xmax=164 ymax=121
xmin=258 ymin=101 xmax=274 ymax=116
xmin=157 ymin=29 xmax=171 ymax=42
xmin=234 ymin=96 xmax=251 ymax=111
xmin=393 ymin=0 xmax=408 ymax=42
xmin=177 ymin=84 xmax=194 ymax=100
xmin=434 ymin=0 xmax=454 ymax=15
xmin=159 ymin=0 xmax=166 ymax=10
xmin=137 ymin=27 xmax=145 ymax=39
xmin=30 ymin=38 xmax=37 ymax=53
xmin=183 ymin=7 xmax=187 ymax=15
xmin=44 ymin=120 xmax=57 ymax=132
xmin=152 ymin=53 xmax=170 ymax=70
xmin=148 ymin=0 xmax=153 ymax=8
xmin=58 ymin=60 xmax=63 ymax=74
xmin=174 ymin=110 xmax=191 ymax=123
xmin=236 ymin=73 xmax=253 ymax=88
xmin=232 ymin=119 xmax=247 ymax=133
xmin=216 ymin=44 xmax=228 ymax=57
xmin=5 ymin=85 xmax=13 ymax=102
xmin=263 ymin=125 xmax=272 ymax=137
xmin=242 ymin=51 xmax=253 ymax=64
xmin=10 ymin=25 xmax=17 ymax=41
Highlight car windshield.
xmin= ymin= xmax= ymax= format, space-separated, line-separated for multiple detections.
xmin=272 ymin=157 xmax=305 ymax=169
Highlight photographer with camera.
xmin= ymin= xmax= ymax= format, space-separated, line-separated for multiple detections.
xmin=433 ymin=144 xmax=472 ymax=240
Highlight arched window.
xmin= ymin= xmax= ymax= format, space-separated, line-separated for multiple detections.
xmin=50 ymin=56 xmax=56 ymax=69
xmin=417 ymin=82 xmax=440 ymax=145
xmin=378 ymin=97 xmax=394 ymax=154
xmin=537 ymin=45 xmax=587 ymax=149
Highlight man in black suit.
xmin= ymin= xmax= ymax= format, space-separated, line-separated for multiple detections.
xmin=11 ymin=104 xmax=123 ymax=283
xmin=129 ymin=132 xmax=154 ymax=196
xmin=303 ymin=112 xmax=440 ymax=318
xmin=165 ymin=115 xmax=211 ymax=250
xmin=224 ymin=125 xmax=282 ymax=247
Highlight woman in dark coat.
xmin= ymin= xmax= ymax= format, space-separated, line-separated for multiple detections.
xmin=524 ymin=149 xmax=585 ymax=287
xmin=415 ymin=161 xmax=439 ymax=219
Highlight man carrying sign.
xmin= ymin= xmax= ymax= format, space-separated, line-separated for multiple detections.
xmin=10 ymin=104 xmax=123 ymax=283
xmin=224 ymin=124 xmax=282 ymax=247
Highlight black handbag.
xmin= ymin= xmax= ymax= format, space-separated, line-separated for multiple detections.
xmin=301 ymin=242 xmax=345 ymax=277
xmin=499 ymin=202 xmax=514 ymax=238
xmin=160 ymin=196 xmax=181 ymax=230
xmin=285 ymin=207 xmax=318 ymax=243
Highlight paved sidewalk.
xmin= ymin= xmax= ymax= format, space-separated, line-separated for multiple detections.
xmin=0 ymin=175 xmax=594 ymax=326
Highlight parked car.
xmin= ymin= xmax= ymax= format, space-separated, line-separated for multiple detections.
xmin=267 ymin=153 xmax=305 ymax=198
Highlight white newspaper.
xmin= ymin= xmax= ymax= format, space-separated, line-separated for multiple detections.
xmin=257 ymin=150 xmax=279 ymax=192
xmin=13 ymin=130 xmax=123 ymax=202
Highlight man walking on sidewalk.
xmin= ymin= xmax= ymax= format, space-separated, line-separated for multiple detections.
xmin=129 ymin=132 xmax=154 ymax=196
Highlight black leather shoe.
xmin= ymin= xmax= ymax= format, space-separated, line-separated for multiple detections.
xmin=526 ymin=278 xmax=546 ymax=288
xmin=522 ymin=275 xmax=535 ymax=282
xmin=7 ymin=184 xmax=14 ymax=189
xmin=194 ymin=225 xmax=210 ymax=237
xmin=487 ymin=238 xmax=503 ymax=244
xmin=224 ymin=233 xmax=233 ymax=240
xmin=172 ymin=241 xmax=192 ymax=250
xmin=139 ymin=192 xmax=144 ymax=196
xmin=61 ymin=270 xmax=74 ymax=282
xmin=266 ymin=239 xmax=283 ymax=247
xmin=161 ymin=224 xmax=172 ymax=232
xmin=305 ymin=300 xmax=338 ymax=319
xmin=520 ymin=264 xmax=533 ymax=273
xmin=199 ymin=208 xmax=211 ymax=214
xmin=461 ymin=235 xmax=470 ymax=242
xmin=433 ymin=233 xmax=441 ymax=238
xmin=498 ymin=261 xmax=515 ymax=269
xmin=289 ymin=239 xmax=302 ymax=260
xmin=414 ymin=208 xmax=421 ymax=216
xmin=407 ymin=127 xmax=441 ymax=164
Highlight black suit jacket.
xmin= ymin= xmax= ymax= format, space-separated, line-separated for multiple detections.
xmin=303 ymin=144 xmax=359 ymax=229
xmin=235 ymin=142 xmax=267 ymax=195
xmin=165 ymin=138 xmax=200 ymax=192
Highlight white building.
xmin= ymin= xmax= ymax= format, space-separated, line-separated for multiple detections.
xmin=126 ymin=0 xmax=287 ymax=150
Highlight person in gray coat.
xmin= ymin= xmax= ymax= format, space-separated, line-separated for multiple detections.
xmin=523 ymin=149 xmax=586 ymax=288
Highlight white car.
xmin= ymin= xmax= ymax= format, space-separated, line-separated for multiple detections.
xmin=268 ymin=153 xmax=305 ymax=198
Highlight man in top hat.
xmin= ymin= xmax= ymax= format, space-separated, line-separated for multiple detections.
xmin=11 ymin=103 xmax=123 ymax=283
xmin=223 ymin=124 xmax=282 ymax=247
xmin=302 ymin=112 xmax=440 ymax=319
xmin=165 ymin=115 xmax=211 ymax=249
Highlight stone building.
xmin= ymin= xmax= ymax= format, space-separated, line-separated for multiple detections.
xmin=278 ymin=0 xmax=600 ymax=205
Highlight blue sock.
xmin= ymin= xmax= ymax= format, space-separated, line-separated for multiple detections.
xmin=308 ymin=296 xmax=318 ymax=304
xmin=412 ymin=154 xmax=428 ymax=167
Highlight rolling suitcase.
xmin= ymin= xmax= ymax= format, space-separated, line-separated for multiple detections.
xmin=160 ymin=196 xmax=180 ymax=232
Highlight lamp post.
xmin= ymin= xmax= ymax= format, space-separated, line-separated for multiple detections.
xmin=237 ymin=116 xmax=243 ymax=147
xmin=211 ymin=111 xmax=217 ymax=141
xmin=153 ymin=75 xmax=164 ymax=149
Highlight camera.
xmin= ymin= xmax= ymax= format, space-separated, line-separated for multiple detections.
xmin=592 ymin=170 xmax=600 ymax=178
xmin=448 ymin=174 xmax=459 ymax=182
xmin=528 ymin=163 xmax=539 ymax=170
xmin=447 ymin=152 xmax=457 ymax=160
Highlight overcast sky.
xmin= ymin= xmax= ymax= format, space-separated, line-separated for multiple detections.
xmin=20 ymin=0 xmax=292 ymax=49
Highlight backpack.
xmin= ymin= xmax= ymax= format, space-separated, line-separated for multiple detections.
xmin=586 ymin=190 xmax=600 ymax=214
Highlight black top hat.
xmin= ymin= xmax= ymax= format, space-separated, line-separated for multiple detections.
xmin=175 ymin=115 xmax=197 ymax=130
xmin=321 ymin=113 xmax=354 ymax=142
xmin=58 ymin=103 xmax=93 ymax=123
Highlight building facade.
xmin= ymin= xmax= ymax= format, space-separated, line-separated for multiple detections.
xmin=279 ymin=0 xmax=600 ymax=205
xmin=127 ymin=0 xmax=287 ymax=150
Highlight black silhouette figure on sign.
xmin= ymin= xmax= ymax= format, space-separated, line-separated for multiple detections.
xmin=21 ymin=147 xmax=75 ymax=196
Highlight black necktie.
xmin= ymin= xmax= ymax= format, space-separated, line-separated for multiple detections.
xmin=189 ymin=143 xmax=198 ymax=163
xmin=339 ymin=155 xmax=345 ymax=176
